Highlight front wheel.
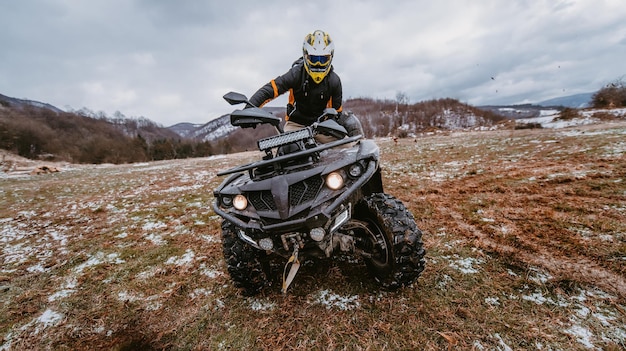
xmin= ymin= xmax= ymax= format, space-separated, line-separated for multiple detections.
xmin=354 ymin=193 xmax=426 ymax=289
xmin=221 ymin=221 xmax=269 ymax=295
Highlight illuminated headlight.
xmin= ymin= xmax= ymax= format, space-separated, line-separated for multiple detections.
xmin=326 ymin=172 xmax=344 ymax=190
xmin=233 ymin=194 xmax=248 ymax=210
xmin=310 ymin=227 xmax=325 ymax=241
xmin=258 ymin=238 xmax=274 ymax=250
xmin=221 ymin=196 xmax=233 ymax=207
xmin=348 ymin=164 xmax=363 ymax=178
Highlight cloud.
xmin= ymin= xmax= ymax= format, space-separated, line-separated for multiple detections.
xmin=1 ymin=0 xmax=625 ymax=126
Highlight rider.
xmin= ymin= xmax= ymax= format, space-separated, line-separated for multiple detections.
xmin=249 ymin=29 xmax=363 ymax=142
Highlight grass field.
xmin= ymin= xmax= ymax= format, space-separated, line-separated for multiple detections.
xmin=1 ymin=121 xmax=625 ymax=350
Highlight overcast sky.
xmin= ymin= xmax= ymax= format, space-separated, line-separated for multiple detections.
xmin=2 ymin=0 xmax=625 ymax=126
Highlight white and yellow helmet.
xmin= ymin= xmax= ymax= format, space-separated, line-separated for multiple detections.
xmin=303 ymin=30 xmax=334 ymax=84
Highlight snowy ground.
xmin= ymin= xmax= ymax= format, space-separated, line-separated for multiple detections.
xmin=1 ymin=116 xmax=626 ymax=350
xmin=516 ymin=107 xmax=626 ymax=128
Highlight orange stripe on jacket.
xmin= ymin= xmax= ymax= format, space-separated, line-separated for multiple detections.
xmin=327 ymin=97 xmax=343 ymax=112
xmin=259 ymin=79 xmax=280 ymax=107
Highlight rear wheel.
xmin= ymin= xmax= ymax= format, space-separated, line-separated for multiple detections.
xmin=221 ymin=221 xmax=269 ymax=295
xmin=355 ymin=193 xmax=426 ymax=289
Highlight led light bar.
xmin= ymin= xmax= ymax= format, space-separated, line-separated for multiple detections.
xmin=257 ymin=128 xmax=312 ymax=151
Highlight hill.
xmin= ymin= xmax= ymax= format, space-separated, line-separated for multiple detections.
xmin=185 ymin=97 xmax=511 ymax=144
xmin=0 ymin=94 xmax=218 ymax=163
xmin=344 ymin=97 xmax=508 ymax=137
xmin=0 ymin=93 xmax=64 ymax=113
xmin=1 ymin=121 xmax=625 ymax=349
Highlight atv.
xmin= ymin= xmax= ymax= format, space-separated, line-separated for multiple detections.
xmin=213 ymin=92 xmax=425 ymax=295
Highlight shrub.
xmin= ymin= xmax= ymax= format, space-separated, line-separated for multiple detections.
xmin=592 ymin=111 xmax=616 ymax=121
xmin=556 ymin=107 xmax=581 ymax=121
xmin=592 ymin=78 xmax=626 ymax=108
xmin=515 ymin=122 xmax=543 ymax=130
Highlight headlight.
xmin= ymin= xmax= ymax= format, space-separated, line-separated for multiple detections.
xmin=221 ymin=196 xmax=233 ymax=207
xmin=258 ymin=238 xmax=274 ymax=250
xmin=348 ymin=164 xmax=363 ymax=178
xmin=233 ymin=194 xmax=248 ymax=210
xmin=326 ymin=171 xmax=344 ymax=190
xmin=310 ymin=228 xmax=326 ymax=241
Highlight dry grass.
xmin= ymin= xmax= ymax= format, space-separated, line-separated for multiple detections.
xmin=1 ymin=122 xmax=625 ymax=350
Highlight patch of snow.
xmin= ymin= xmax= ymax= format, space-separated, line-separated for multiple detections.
xmin=190 ymin=288 xmax=212 ymax=299
xmin=46 ymin=253 xmax=123 ymax=302
xmin=36 ymin=309 xmax=64 ymax=328
xmin=472 ymin=340 xmax=485 ymax=350
xmin=165 ymin=249 xmax=195 ymax=266
xmin=527 ymin=267 xmax=553 ymax=285
xmin=248 ymin=298 xmax=276 ymax=311
xmin=117 ymin=290 xmax=142 ymax=303
xmin=214 ymin=299 xmax=225 ymax=310
xmin=446 ymin=256 xmax=484 ymax=274
xmin=136 ymin=266 xmax=162 ymax=280
xmin=48 ymin=276 xmax=78 ymax=302
xmin=145 ymin=233 xmax=166 ymax=246
xmin=0 ymin=331 xmax=13 ymax=351
xmin=516 ymin=108 xmax=626 ymax=129
xmin=493 ymin=333 xmax=513 ymax=351
xmin=145 ymin=297 xmax=162 ymax=311
xmin=160 ymin=184 xmax=202 ymax=193
xmin=522 ymin=290 xmax=549 ymax=305
xmin=199 ymin=263 xmax=223 ymax=278
xmin=73 ymin=252 xmax=124 ymax=274
xmin=201 ymin=234 xmax=220 ymax=244
xmin=311 ymin=289 xmax=360 ymax=310
xmin=437 ymin=274 xmax=453 ymax=289
xmin=142 ymin=221 xmax=167 ymax=231
xmin=485 ymin=297 xmax=500 ymax=306
xmin=564 ymin=325 xmax=595 ymax=349
xmin=26 ymin=263 xmax=48 ymax=273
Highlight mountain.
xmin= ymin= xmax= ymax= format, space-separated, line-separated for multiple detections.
xmin=0 ymin=93 xmax=64 ymax=113
xmin=536 ymin=92 xmax=593 ymax=108
xmin=168 ymin=107 xmax=286 ymax=142
xmin=477 ymin=92 xmax=595 ymax=120
xmin=167 ymin=122 xmax=205 ymax=138
xmin=173 ymin=115 xmax=236 ymax=142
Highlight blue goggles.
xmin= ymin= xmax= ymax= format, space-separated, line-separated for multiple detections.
xmin=306 ymin=54 xmax=331 ymax=66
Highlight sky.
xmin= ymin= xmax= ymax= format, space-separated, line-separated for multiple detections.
xmin=1 ymin=0 xmax=625 ymax=126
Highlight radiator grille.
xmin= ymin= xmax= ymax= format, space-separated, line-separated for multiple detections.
xmin=289 ymin=177 xmax=323 ymax=207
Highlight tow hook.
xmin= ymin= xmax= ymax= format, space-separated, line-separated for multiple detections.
xmin=281 ymin=241 xmax=300 ymax=294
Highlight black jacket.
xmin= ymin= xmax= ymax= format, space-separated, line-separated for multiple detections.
xmin=249 ymin=58 xmax=343 ymax=126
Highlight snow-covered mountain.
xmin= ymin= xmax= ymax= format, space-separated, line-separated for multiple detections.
xmin=173 ymin=115 xmax=236 ymax=142
xmin=536 ymin=92 xmax=593 ymax=108
xmin=168 ymin=107 xmax=285 ymax=142
xmin=0 ymin=93 xmax=64 ymax=113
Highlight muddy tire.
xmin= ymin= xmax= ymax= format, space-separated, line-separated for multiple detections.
xmin=355 ymin=193 xmax=426 ymax=289
xmin=221 ymin=221 xmax=268 ymax=296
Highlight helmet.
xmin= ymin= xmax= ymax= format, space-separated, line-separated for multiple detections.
xmin=302 ymin=30 xmax=334 ymax=84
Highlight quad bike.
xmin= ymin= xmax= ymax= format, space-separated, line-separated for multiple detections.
xmin=213 ymin=92 xmax=425 ymax=295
